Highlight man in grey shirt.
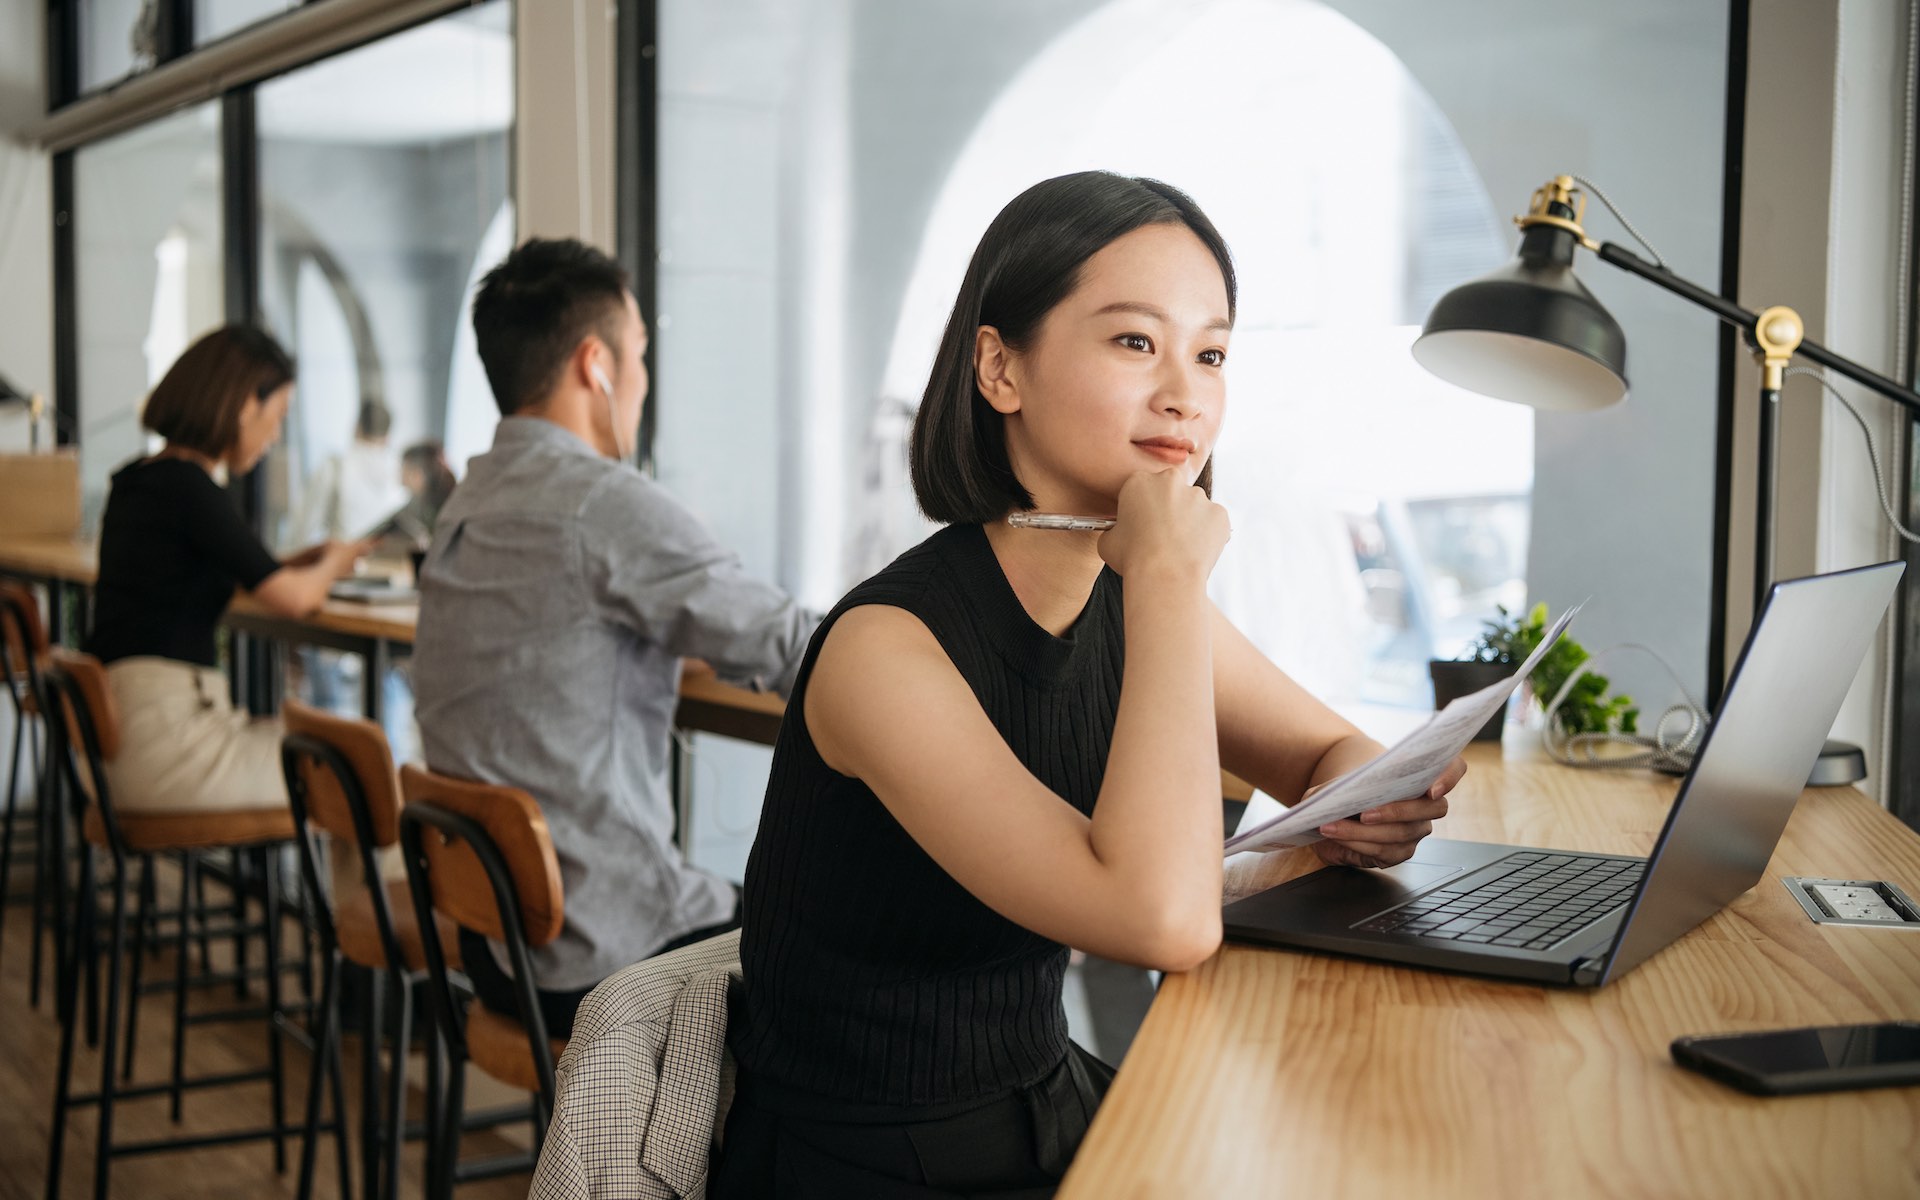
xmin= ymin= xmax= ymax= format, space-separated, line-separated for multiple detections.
xmin=412 ymin=238 xmax=814 ymax=1037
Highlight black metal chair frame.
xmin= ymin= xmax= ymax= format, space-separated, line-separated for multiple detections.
xmin=399 ymin=800 xmax=558 ymax=1200
xmin=282 ymin=731 xmax=421 ymax=1200
xmin=1 ymin=585 xmax=57 ymax=1008
xmin=40 ymin=660 xmax=345 ymax=1200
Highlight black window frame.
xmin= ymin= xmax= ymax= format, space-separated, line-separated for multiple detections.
xmin=617 ymin=0 xmax=660 ymax=471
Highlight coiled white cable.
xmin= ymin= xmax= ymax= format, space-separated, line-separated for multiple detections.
xmin=1538 ymin=643 xmax=1708 ymax=773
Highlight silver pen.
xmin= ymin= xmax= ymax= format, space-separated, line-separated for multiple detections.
xmin=1006 ymin=512 xmax=1116 ymax=532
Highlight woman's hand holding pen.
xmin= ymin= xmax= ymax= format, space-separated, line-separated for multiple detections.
xmin=1312 ymin=754 xmax=1465 ymax=868
xmin=1096 ymin=469 xmax=1230 ymax=587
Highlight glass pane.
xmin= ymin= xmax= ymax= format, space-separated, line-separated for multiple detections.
xmin=657 ymin=0 xmax=1728 ymax=869
xmin=196 ymin=0 xmax=303 ymax=44
xmin=72 ymin=101 xmax=224 ymax=531
xmin=254 ymin=0 xmax=512 ymax=556
xmin=80 ymin=0 xmax=155 ymax=92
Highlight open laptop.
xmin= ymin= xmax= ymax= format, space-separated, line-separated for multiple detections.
xmin=1223 ymin=561 xmax=1905 ymax=988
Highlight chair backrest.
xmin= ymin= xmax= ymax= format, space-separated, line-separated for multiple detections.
xmin=46 ymin=648 xmax=120 ymax=764
xmin=281 ymin=698 xmax=401 ymax=848
xmin=398 ymin=764 xmax=564 ymax=947
xmin=0 ymin=581 xmax=49 ymax=686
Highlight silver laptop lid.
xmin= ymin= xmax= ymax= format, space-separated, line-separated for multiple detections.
xmin=1597 ymin=561 xmax=1904 ymax=985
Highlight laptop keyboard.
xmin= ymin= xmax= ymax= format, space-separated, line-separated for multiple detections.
xmin=1352 ymin=852 xmax=1645 ymax=950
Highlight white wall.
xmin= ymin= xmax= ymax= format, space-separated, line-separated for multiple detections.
xmin=1814 ymin=0 xmax=1915 ymax=800
xmin=0 ymin=1 xmax=53 ymax=453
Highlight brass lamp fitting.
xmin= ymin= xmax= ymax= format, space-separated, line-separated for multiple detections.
xmin=1515 ymin=175 xmax=1600 ymax=250
xmin=1751 ymin=306 xmax=1803 ymax=391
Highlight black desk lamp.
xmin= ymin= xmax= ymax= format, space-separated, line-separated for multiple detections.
xmin=1412 ymin=175 xmax=1920 ymax=784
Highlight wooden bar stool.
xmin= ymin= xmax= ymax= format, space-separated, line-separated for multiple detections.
xmin=0 ymin=580 xmax=55 ymax=1004
xmin=40 ymin=649 xmax=343 ymax=1200
xmin=398 ymin=765 xmax=567 ymax=1200
xmin=281 ymin=698 xmax=464 ymax=1200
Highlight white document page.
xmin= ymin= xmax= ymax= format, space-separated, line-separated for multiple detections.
xmin=1224 ymin=604 xmax=1581 ymax=855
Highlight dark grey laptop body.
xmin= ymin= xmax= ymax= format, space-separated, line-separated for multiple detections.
xmin=1222 ymin=561 xmax=1905 ymax=988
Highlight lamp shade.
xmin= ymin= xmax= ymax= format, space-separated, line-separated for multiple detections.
xmin=1412 ymin=223 xmax=1629 ymax=412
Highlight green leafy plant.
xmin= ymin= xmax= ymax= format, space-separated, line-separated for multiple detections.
xmin=1463 ymin=603 xmax=1638 ymax=736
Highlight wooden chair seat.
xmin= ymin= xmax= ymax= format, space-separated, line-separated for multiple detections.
xmin=336 ymin=879 xmax=462 ymax=973
xmin=465 ymin=1005 xmax=567 ymax=1095
xmin=84 ymin=804 xmax=296 ymax=852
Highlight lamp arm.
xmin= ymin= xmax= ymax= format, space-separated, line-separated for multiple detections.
xmin=1596 ymin=242 xmax=1920 ymax=419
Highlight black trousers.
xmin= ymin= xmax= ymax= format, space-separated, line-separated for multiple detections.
xmin=710 ymin=1042 xmax=1115 ymax=1199
xmin=458 ymin=889 xmax=742 ymax=1041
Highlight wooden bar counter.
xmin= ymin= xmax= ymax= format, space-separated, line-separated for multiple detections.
xmin=1059 ymin=739 xmax=1920 ymax=1199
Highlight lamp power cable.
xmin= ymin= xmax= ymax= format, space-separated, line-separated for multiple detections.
xmin=1783 ymin=365 xmax=1920 ymax=544
xmin=1570 ymin=173 xmax=1668 ymax=269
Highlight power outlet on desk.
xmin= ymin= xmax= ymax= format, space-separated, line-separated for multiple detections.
xmin=1781 ymin=877 xmax=1920 ymax=928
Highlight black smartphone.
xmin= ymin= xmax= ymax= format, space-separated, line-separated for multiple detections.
xmin=1671 ymin=1022 xmax=1920 ymax=1096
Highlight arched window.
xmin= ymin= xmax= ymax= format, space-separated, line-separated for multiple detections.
xmin=863 ymin=0 xmax=1527 ymax=719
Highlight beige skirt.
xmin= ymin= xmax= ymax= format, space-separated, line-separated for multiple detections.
xmin=103 ymin=657 xmax=288 ymax=813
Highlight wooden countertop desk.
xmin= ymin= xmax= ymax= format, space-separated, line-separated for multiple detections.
xmin=0 ymin=533 xmax=98 ymax=584
xmin=1059 ymin=740 xmax=1920 ymax=1199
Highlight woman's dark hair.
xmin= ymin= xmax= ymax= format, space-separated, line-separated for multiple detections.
xmin=401 ymin=440 xmax=458 ymax=508
xmin=909 ymin=171 xmax=1236 ymax=525
xmin=472 ymin=237 xmax=632 ymax=416
xmin=141 ymin=324 xmax=296 ymax=458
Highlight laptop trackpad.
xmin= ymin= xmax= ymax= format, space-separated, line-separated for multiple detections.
xmin=1233 ymin=859 xmax=1463 ymax=924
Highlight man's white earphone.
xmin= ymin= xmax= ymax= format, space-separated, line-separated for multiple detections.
xmin=590 ymin=363 xmax=627 ymax=461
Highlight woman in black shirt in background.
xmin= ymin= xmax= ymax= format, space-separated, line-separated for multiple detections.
xmin=87 ymin=325 xmax=366 ymax=812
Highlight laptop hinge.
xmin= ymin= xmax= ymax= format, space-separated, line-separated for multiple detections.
xmin=1571 ymin=956 xmax=1606 ymax=987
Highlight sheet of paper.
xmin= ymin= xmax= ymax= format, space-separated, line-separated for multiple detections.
xmin=1224 ymin=604 xmax=1581 ymax=855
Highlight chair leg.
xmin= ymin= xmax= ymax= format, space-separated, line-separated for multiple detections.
xmin=121 ymin=854 xmax=155 ymax=1080
xmin=232 ymin=850 xmax=250 ymax=999
xmin=43 ymin=841 xmax=89 ymax=1200
xmin=422 ymin=997 xmax=443 ymax=1199
xmin=384 ymin=973 xmax=413 ymax=1200
xmin=92 ymin=861 xmax=130 ymax=1200
xmin=81 ymin=844 xmax=100 ymax=1050
xmin=263 ymin=848 xmax=289 ymax=1173
xmin=171 ymin=854 xmax=195 ymax=1123
xmin=28 ymin=718 xmax=50 ymax=1008
xmin=297 ymin=947 xmax=341 ymax=1200
xmin=194 ymin=862 xmax=213 ymax=973
xmin=1 ymin=701 xmax=24 ymax=931
xmin=41 ymin=755 xmax=67 ymax=1016
xmin=360 ymin=966 xmax=384 ymax=1200
xmin=329 ymin=991 xmax=355 ymax=1200
xmin=435 ymin=1052 xmax=466 ymax=1200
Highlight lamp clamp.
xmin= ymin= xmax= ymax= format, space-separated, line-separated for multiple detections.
xmin=1515 ymin=175 xmax=1600 ymax=251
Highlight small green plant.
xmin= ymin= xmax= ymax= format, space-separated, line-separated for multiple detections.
xmin=1463 ymin=603 xmax=1638 ymax=736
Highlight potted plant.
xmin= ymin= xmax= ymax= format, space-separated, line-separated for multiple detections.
xmin=1430 ymin=603 xmax=1639 ymax=742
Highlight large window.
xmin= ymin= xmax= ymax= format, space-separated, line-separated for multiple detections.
xmin=254 ymin=0 xmax=513 ymax=550
xmin=655 ymin=0 xmax=1730 ymax=875
xmin=72 ymin=101 xmax=224 ymax=529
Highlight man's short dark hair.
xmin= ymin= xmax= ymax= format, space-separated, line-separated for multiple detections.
xmin=909 ymin=172 xmax=1235 ymax=525
xmin=471 ymin=238 xmax=632 ymax=416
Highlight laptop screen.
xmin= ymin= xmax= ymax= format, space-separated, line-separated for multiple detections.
xmin=1598 ymin=561 xmax=1903 ymax=985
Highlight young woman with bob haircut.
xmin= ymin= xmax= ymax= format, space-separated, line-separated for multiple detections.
xmin=86 ymin=324 xmax=368 ymax=812
xmin=713 ymin=171 xmax=1465 ymax=1197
